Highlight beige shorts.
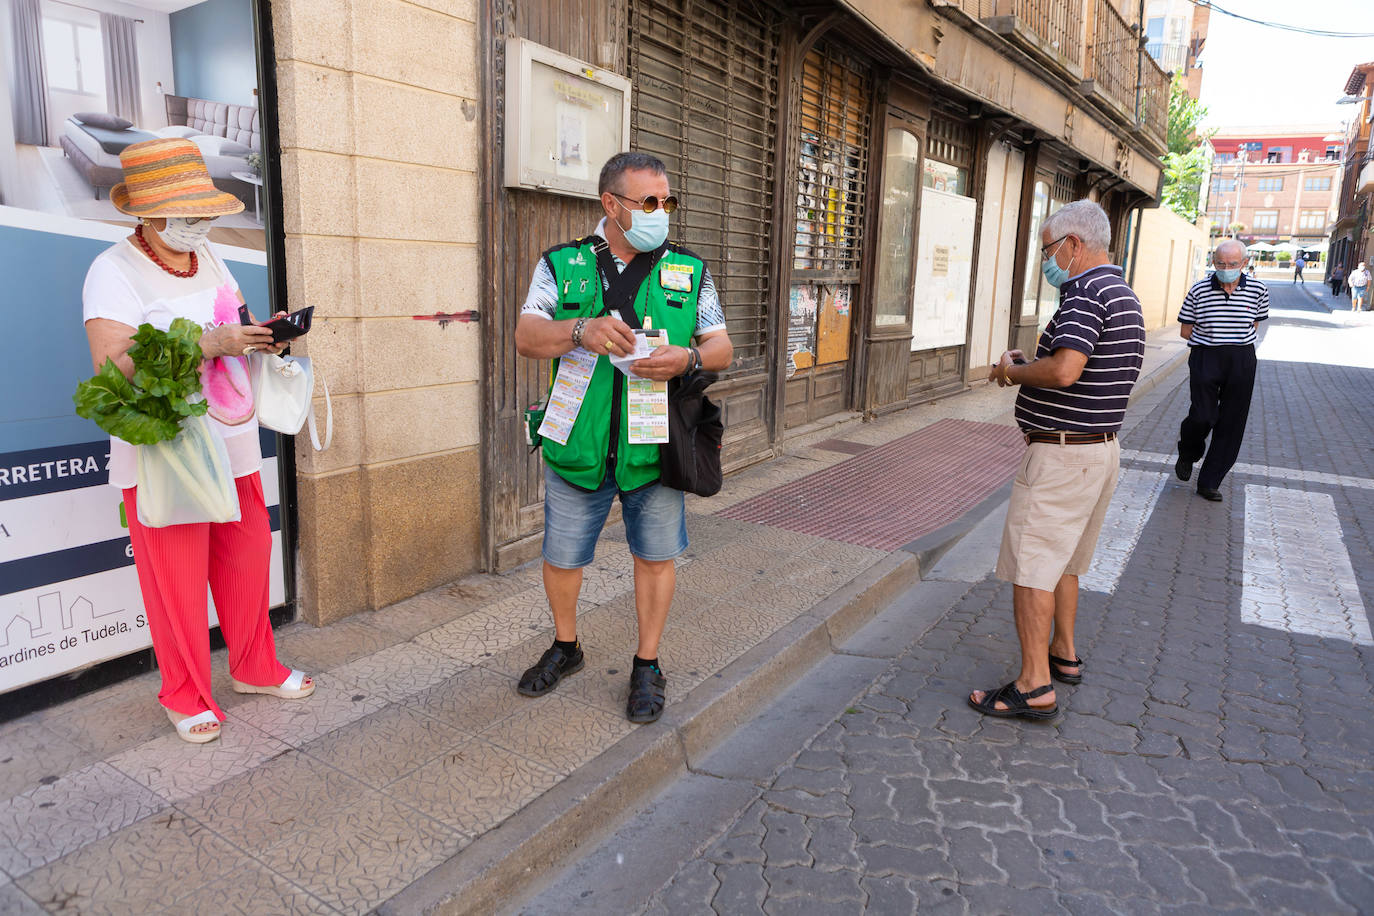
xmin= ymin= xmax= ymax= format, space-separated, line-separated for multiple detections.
xmin=995 ymin=438 xmax=1121 ymax=592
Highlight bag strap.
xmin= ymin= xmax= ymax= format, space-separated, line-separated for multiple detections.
xmin=589 ymin=237 xmax=665 ymax=329
xmin=306 ymin=375 xmax=333 ymax=450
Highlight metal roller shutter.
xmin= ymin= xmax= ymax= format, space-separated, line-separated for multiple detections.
xmin=629 ymin=0 xmax=781 ymax=364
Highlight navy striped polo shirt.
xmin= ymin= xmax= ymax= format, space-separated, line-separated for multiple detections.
xmin=1014 ymin=264 xmax=1146 ymax=434
xmin=1177 ymin=273 xmax=1269 ymax=347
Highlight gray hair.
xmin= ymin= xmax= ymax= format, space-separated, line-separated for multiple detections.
xmin=598 ymin=152 xmax=667 ymax=195
xmin=1042 ymin=200 xmax=1111 ymax=252
xmin=1214 ymin=239 xmax=1248 ymax=262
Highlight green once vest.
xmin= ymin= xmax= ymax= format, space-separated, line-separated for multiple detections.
xmin=541 ymin=238 xmax=703 ymax=492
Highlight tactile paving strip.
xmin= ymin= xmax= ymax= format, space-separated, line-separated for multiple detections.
xmin=719 ymin=418 xmax=1026 ymax=550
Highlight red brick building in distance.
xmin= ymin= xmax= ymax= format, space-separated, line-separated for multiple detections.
xmin=1206 ymin=128 xmax=1344 ymax=247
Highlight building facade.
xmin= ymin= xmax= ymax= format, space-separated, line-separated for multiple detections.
xmin=1143 ymin=0 xmax=1209 ymax=99
xmin=1 ymin=0 xmax=1169 ymax=698
xmin=1330 ymin=62 xmax=1374 ymax=278
xmin=1206 ymin=129 xmax=1344 ymax=248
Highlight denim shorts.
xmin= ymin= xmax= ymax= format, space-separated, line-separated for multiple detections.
xmin=542 ymin=465 xmax=687 ymax=569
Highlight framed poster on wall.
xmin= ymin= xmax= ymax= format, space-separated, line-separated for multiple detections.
xmin=504 ymin=38 xmax=631 ymax=200
xmin=911 ymin=188 xmax=977 ymax=350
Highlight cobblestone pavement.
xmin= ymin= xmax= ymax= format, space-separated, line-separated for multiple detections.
xmin=636 ymin=281 xmax=1374 ymax=914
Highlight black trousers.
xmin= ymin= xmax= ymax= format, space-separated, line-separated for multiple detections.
xmin=1178 ymin=344 xmax=1257 ymax=490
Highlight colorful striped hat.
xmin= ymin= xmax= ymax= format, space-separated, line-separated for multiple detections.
xmin=111 ymin=138 xmax=245 ymax=218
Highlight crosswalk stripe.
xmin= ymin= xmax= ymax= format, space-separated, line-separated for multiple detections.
xmin=1082 ymin=467 xmax=1168 ymax=593
xmin=1122 ymin=449 xmax=1374 ymax=491
xmin=1242 ymin=485 xmax=1373 ymax=645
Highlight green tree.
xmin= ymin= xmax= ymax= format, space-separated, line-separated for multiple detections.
xmin=1160 ymin=74 xmax=1213 ymax=223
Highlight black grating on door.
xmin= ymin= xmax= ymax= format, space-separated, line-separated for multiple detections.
xmin=793 ymin=42 xmax=871 ymax=282
xmin=629 ymin=0 xmax=781 ymax=361
xmin=1053 ymin=170 xmax=1077 ymax=203
xmin=927 ymin=113 xmax=976 ymax=170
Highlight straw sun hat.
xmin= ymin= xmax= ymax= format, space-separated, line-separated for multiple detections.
xmin=111 ymin=138 xmax=245 ymax=219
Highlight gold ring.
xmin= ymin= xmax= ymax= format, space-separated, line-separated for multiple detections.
xmin=242 ymin=345 xmax=258 ymax=355
xmin=605 ymin=340 xmax=614 ymax=352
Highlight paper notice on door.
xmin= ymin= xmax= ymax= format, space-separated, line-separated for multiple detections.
xmin=538 ymin=346 xmax=598 ymax=445
xmin=627 ymin=377 xmax=669 ymax=444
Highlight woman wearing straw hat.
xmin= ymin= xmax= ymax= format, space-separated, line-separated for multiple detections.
xmin=81 ymin=138 xmax=314 ymax=743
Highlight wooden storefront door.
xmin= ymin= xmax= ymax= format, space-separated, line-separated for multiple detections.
xmin=629 ymin=0 xmax=783 ymax=471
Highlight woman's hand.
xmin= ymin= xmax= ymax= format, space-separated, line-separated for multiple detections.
xmin=201 ymin=312 xmax=289 ymax=358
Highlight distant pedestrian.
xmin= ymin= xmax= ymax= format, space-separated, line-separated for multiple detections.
xmin=1293 ymin=255 xmax=1305 ymax=285
xmin=1350 ymin=262 xmax=1371 ymax=311
xmin=1174 ymin=239 xmax=1268 ymax=503
xmin=968 ymin=200 xmax=1145 ymax=721
xmin=1330 ymin=263 xmax=1345 ymax=297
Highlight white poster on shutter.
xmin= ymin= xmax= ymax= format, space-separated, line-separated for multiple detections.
xmin=911 ymin=188 xmax=978 ymax=351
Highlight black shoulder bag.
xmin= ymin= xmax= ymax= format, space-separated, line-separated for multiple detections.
xmin=590 ymin=240 xmax=725 ymax=497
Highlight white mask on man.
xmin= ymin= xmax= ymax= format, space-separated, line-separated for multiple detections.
xmin=154 ymin=217 xmax=215 ymax=252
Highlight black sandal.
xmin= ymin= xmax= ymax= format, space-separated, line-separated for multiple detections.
xmin=626 ymin=665 xmax=667 ymax=723
xmin=1049 ymin=654 xmax=1083 ymax=685
xmin=517 ymin=643 xmax=584 ymax=697
xmin=967 ymin=682 xmax=1059 ymax=720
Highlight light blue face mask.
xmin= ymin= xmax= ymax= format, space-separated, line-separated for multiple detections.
xmin=1040 ymin=238 xmax=1074 ymax=289
xmin=1214 ymin=267 xmax=1242 ymax=283
xmin=618 ymin=202 xmax=670 ymax=252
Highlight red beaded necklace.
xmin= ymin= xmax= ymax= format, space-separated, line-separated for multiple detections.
xmin=134 ymin=224 xmax=198 ymax=278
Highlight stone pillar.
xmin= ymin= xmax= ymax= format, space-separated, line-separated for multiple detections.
xmin=271 ymin=0 xmax=483 ymax=624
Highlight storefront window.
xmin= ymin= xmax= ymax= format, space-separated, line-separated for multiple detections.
xmin=1037 ymin=197 xmax=1065 ymax=331
xmin=1 ymin=0 xmax=282 ymax=695
xmin=873 ymin=128 xmax=920 ymax=327
xmin=1020 ymin=181 xmax=1050 ymax=318
xmin=922 ymin=159 xmax=968 ymax=197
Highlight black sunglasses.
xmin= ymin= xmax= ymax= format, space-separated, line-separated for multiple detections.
xmin=612 ymin=192 xmax=679 ymax=214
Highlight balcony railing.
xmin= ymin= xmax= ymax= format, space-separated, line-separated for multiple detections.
xmin=1083 ymin=0 xmax=1136 ymax=119
xmin=982 ymin=0 xmax=1086 ymax=79
xmin=1144 ymin=40 xmax=1188 ymax=73
xmin=1137 ymin=52 xmax=1169 ymax=146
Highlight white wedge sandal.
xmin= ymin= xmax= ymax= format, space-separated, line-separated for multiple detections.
xmin=230 ymin=668 xmax=315 ymax=699
xmin=166 ymin=708 xmax=221 ymax=744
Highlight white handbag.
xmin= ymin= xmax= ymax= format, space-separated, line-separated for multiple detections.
xmin=251 ymin=353 xmax=333 ymax=449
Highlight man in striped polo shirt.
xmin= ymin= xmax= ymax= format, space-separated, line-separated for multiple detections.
xmin=969 ymin=200 xmax=1145 ymax=721
xmin=1174 ymin=238 xmax=1268 ymax=502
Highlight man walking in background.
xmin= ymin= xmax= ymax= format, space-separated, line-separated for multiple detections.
xmin=1293 ymin=254 xmax=1304 ymax=285
xmin=968 ymin=200 xmax=1145 ymax=721
xmin=1174 ymin=238 xmax=1268 ymax=502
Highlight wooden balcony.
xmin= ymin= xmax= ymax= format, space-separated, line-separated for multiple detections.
xmin=1135 ymin=53 xmax=1169 ymax=148
xmin=980 ymin=0 xmax=1086 ymax=82
xmin=1358 ymin=159 xmax=1374 ymax=197
xmin=1081 ymin=0 xmax=1136 ymax=122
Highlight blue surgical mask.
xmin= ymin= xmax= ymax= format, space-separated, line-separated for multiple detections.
xmin=1040 ymin=237 xmax=1076 ymax=288
xmin=619 ymin=204 xmax=669 ymax=252
xmin=1214 ymin=267 xmax=1241 ymax=283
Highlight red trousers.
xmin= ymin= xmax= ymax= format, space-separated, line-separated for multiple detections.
xmin=124 ymin=472 xmax=288 ymax=720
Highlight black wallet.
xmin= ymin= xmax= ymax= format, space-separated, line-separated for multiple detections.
xmin=239 ymin=304 xmax=314 ymax=343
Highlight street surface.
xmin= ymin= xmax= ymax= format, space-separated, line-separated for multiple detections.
xmin=534 ymin=281 xmax=1374 ymax=915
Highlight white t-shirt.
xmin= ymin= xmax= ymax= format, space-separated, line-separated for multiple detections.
xmin=82 ymin=237 xmax=262 ymax=489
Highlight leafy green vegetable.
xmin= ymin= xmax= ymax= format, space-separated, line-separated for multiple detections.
xmin=74 ymin=318 xmax=209 ymax=446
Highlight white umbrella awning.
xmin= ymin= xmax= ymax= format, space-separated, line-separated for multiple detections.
xmin=1246 ymin=242 xmax=1277 ymax=252
xmin=1300 ymin=240 xmax=1329 ymax=252
xmin=1272 ymin=242 xmax=1304 ymax=252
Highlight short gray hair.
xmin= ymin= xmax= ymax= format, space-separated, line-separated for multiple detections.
xmin=598 ymin=152 xmax=667 ymax=195
xmin=1214 ymin=239 xmax=1248 ymax=262
xmin=1042 ymin=200 xmax=1111 ymax=252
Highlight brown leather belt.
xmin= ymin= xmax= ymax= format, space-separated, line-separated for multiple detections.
xmin=1024 ymin=431 xmax=1117 ymax=445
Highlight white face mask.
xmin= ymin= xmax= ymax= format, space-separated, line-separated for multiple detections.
xmin=154 ymin=217 xmax=214 ymax=252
